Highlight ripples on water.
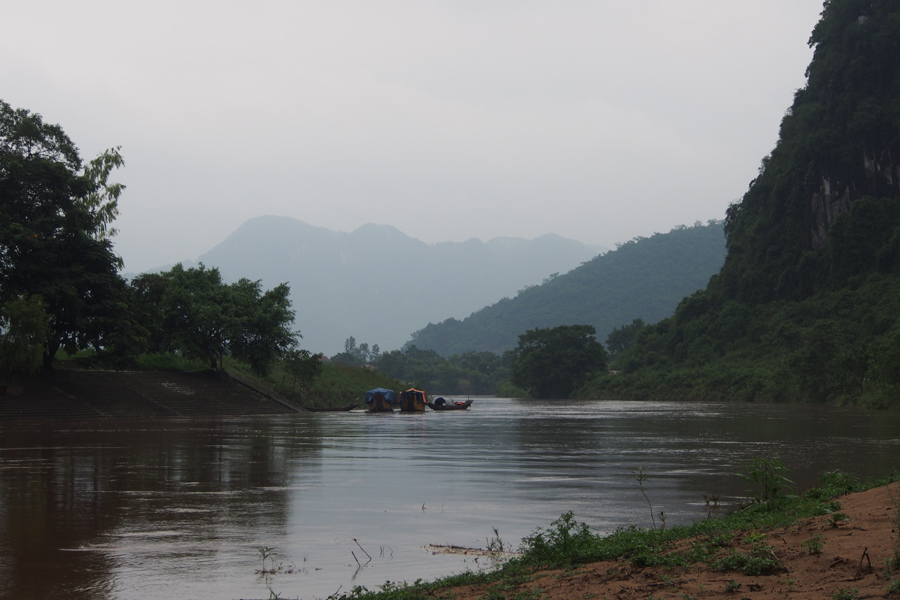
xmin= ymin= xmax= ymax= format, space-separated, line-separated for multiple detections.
xmin=0 ymin=399 xmax=898 ymax=599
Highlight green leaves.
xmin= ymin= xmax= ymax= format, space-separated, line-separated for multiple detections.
xmin=0 ymin=99 xmax=127 ymax=365
xmin=0 ymin=295 xmax=50 ymax=377
xmin=511 ymin=325 xmax=607 ymax=399
xmin=129 ymin=264 xmax=298 ymax=376
xmin=738 ymin=458 xmax=795 ymax=505
xmin=0 ymin=100 xmax=81 ymax=170
xmin=80 ymin=146 xmax=125 ymax=243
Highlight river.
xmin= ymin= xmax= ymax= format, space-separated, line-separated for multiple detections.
xmin=0 ymin=398 xmax=898 ymax=599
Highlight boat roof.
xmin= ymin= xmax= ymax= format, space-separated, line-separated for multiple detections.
xmin=365 ymin=388 xmax=397 ymax=403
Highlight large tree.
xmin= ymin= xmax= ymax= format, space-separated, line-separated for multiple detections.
xmin=129 ymin=264 xmax=298 ymax=376
xmin=0 ymin=100 xmax=127 ymax=365
xmin=511 ymin=325 xmax=607 ymax=399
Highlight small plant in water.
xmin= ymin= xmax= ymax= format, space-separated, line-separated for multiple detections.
xmin=703 ymin=494 xmax=720 ymax=509
xmin=256 ymin=545 xmax=277 ymax=573
xmin=630 ymin=466 xmax=657 ymax=529
xmin=487 ymin=527 xmax=505 ymax=553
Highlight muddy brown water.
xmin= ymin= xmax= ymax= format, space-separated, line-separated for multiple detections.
xmin=0 ymin=399 xmax=898 ymax=599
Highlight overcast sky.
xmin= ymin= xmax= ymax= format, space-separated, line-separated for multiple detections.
xmin=3 ymin=1 xmax=824 ymax=273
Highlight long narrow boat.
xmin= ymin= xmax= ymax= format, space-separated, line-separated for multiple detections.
xmin=426 ymin=399 xmax=473 ymax=411
xmin=304 ymin=402 xmax=358 ymax=412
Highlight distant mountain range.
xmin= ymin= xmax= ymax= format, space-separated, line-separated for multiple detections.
xmin=190 ymin=216 xmax=605 ymax=355
xmin=408 ymin=221 xmax=727 ymax=356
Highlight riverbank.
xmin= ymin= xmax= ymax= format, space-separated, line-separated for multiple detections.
xmin=347 ymin=479 xmax=900 ymax=600
xmin=454 ymin=484 xmax=898 ymax=599
xmin=0 ymin=369 xmax=297 ymax=419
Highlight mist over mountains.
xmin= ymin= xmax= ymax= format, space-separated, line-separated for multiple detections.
xmin=192 ymin=216 xmax=604 ymax=355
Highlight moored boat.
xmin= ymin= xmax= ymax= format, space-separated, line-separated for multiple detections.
xmin=426 ymin=398 xmax=473 ymax=411
xmin=305 ymin=402 xmax=358 ymax=412
xmin=365 ymin=388 xmax=398 ymax=412
xmin=399 ymin=388 xmax=427 ymax=412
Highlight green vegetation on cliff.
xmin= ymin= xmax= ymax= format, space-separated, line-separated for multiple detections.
xmin=583 ymin=0 xmax=900 ymax=408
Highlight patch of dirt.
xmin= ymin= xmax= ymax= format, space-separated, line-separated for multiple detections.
xmin=439 ymin=483 xmax=900 ymax=599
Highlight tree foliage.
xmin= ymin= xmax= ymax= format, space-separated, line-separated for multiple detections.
xmin=0 ymin=99 xmax=128 ymax=365
xmin=511 ymin=325 xmax=607 ymax=399
xmin=606 ymin=318 xmax=646 ymax=359
xmin=128 ymin=264 xmax=297 ymax=376
xmin=0 ymin=295 xmax=50 ymax=377
xmin=369 ymin=345 xmax=509 ymax=394
xmin=331 ymin=336 xmax=380 ymax=367
xmin=284 ymin=348 xmax=324 ymax=394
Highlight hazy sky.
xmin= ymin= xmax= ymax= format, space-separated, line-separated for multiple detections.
xmin=3 ymin=1 xmax=824 ymax=273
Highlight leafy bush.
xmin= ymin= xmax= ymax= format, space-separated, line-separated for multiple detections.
xmin=738 ymin=458 xmax=795 ymax=504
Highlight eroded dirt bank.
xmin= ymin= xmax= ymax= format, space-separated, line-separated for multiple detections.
xmin=442 ymin=483 xmax=899 ymax=600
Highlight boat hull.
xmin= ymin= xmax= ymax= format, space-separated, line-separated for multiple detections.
xmin=426 ymin=399 xmax=473 ymax=411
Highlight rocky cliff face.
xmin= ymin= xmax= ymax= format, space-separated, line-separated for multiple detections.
xmin=811 ymin=149 xmax=900 ymax=249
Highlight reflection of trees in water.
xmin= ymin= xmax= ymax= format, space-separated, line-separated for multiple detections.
xmin=0 ymin=417 xmax=323 ymax=599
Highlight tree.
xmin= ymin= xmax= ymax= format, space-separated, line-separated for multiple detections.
xmin=331 ymin=337 xmax=379 ymax=366
xmin=0 ymin=100 xmax=127 ymax=365
xmin=606 ymin=319 xmax=646 ymax=359
xmin=228 ymin=278 xmax=297 ymax=376
xmin=284 ymin=348 xmax=324 ymax=395
xmin=0 ymin=295 xmax=50 ymax=378
xmin=128 ymin=264 xmax=298 ymax=376
xmin=510 ymin=325 xmax=608 ymax=399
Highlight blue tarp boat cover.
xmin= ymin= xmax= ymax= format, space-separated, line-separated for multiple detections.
xmin=365 ymin=388 xmax=397 ymax=404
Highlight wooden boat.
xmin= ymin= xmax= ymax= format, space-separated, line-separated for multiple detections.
xmin=365 ymin=388 xmax=397 ymax=412
xmin=399 ymin=388 xmax=427 ymax=412
xmin=304 ymin=402 xmax=358 ymax=412
xmin=426 ymin=398 xmax=473 ymax=411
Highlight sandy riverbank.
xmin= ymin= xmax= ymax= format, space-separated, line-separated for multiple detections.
xmin=439 ymin=483 xmax=899 ymax=600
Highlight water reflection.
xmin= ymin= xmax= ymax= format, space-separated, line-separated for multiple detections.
xmin=0 ymin=400 xmax=897 ymax=600
xmin=0 ymin=418 xmax=323 ymax=599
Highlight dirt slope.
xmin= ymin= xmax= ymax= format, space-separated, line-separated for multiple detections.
xmin=444 ymin=483 xmax=899 ymax=600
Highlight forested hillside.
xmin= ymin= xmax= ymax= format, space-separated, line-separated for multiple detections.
xmin=408 ymin=221 xmax=726 ymax=356
xmin=584 ymin=0 xmax=900 ymax=408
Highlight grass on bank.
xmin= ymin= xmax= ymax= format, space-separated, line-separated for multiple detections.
xmin=331 ymin=468 xmax=899 ymax=600
xmin=53 ymin=350 xmax=405 ymax=410
xmin=248 ymin=360 xmax=404 ymax=409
